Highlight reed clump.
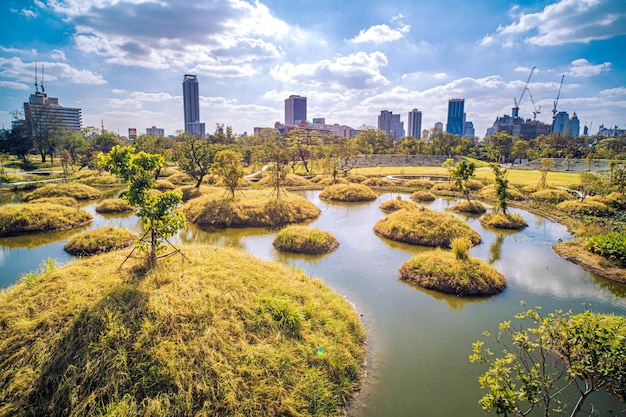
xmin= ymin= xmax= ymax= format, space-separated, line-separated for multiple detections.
xmin=64 ymin=226 xmax=137 ymax=256
xmin=273 ymin=225 xmax=339 ymax=254
xmin=0 ymin=202 xmax=92 ymax=236
xmin=0 ymin=245 xmax=366 ymax=417
xmin=409 ymin=190 xmax=436 ymax=202
xmin=374 ymin=208 xmax=481 ymax=248
xmin=530 ymin=189 xmax=575 ymax=204
xmin=319 ymin=183 xmax=377 ymax=202
xmin=362 ymin=177 xmax=395 ymax=187
xmin=479 ymin=211 xmax=528 ymax=230
xmin=379 ymin=196 xmax=417 ymax=213
xmin=449 ymin=201 xmax=486 ymax=214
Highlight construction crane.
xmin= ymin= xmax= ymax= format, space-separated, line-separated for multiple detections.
xmin=527 ymin=87 xmax=541 ymax=120
xmin=552 ymin=74 xmax=565 ymax=120
xmin=512 ymin=66 xmax=535 ymax=119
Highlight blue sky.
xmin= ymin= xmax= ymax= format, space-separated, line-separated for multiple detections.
xmin=1 ymin=0 xmax=625 ymax=138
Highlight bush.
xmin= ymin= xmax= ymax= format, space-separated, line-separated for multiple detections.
xmin=451 ymin=236 xmax=472 ymax=260
xmin=374 ymin=208 xmax=481 ymax=248
xmin=64 ymin=226 xmax=137 ymax=256
xmin=399 ymin=248 xmax=505 ymax=296
xmin=556 ymin=200 xmax=611 ymax=217
xmin=530 ymin=189 xmax=575 ymax=204
xmin=410 ymin=191 xmax=436 ymax=202
xmin=479 ymin=212 xmax=527 ymax=230
xmin=585 ymin=231 xmax=626 ymax=267
xmin=273 ymin=225 xmax=339 ymax=254
xmin=95 ymin=198 xmax=136 ymax=214
xmin=319 ymin=183 xmax=377 ymax=202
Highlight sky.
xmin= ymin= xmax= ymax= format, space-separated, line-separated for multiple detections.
xmin=1 ymin=0 xmax=625 ymax=139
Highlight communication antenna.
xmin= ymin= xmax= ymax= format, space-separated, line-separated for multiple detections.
xmin=34 ymin=61 xmax=40 ymax=94
xmin=41 ymin=64 xmax=45 ymax=94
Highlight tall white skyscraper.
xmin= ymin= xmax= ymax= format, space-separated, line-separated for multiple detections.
xmin=407 ymin=109 xmax=422 ymax=139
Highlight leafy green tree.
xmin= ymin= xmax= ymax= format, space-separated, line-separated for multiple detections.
xmin=470 ymin=306 xmax=626 ymax=417
xmin=213 ymin=149 xmax=244 ymax=199
xmin=287 ymin=128 xmax=321 ymax=173
xmin=100 ymin=145 xmax=186 ymax=266
xmin=442 ymin=158 xmax=455 ymax=182
xmin=492 ymin=164 xmax=509 ymax=214
xmin=539 ymin=158 xmax=554 ymax=188
xmin=578 ymin=172 xmax=603 ymax=202
xmin=511 ymin=140 xmax=531 ymax=164
xmin=451 ymin=160 xmax=476 ymax=203
xmin=58 ymin=131 xmax=87 ymax=171
xmin=2 ymin=122 xmax=33 ymax=162
xmin=259 ymin=131 xmax=290 ymax=199
xmin=608 ymin=160 xmax=626 ymax=193
xmin=485 ymin=132 xmax=513 ymax=163
xmin=174 ymin=133 xmax=222 ymax=187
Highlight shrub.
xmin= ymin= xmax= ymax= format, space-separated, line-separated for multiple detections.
xmin=319 ymin=183 xmax=377 ymax=202
xmin=23 ymin=182 xmax=103 ymax=201
xmin=379 ymin=196 xmax=417 ymax=213
xmin=585 ymin=231 xmax=626 ymax=267
xmin=449 ymin=201 xmax=487 ymax=214
xmin=410 ymin=191 xmax=436 ymax=202
xmin=374 ymin=208 xmax=481 ymax=248
xmin=530 ymin=189 xmax=575 ymax=204
xmin=399 ymin=248 xmax=505 ymax=296
xmin=479 ymin=212 xmax=527 ymax=230
xmin=273 ymin=225 xmax=339 ymax=254
xmin=451 ymin=236 xmax=472 ymax=260
xmin=64 ymin=226 xmax=137 ymax=256
xmin=0 ymin=203 xmax=92 ymax=236
xmin=95 ymin=198 xmax=136 ymax=214
xmin=556 ymin=200 xmax=611 ymax=217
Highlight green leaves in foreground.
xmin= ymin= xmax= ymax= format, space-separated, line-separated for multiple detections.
xmin=470 ymin=305 xmax=626 ymax=416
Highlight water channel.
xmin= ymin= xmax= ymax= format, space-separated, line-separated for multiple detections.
xmin=1 ymin=190 xmax=625 ymax=416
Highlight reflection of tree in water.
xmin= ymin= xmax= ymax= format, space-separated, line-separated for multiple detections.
xmin=591 ymin=273 xmax=626 ymax=298
xmin=488 ymin=234 xmax=505 ymax=264
xmin=176 ymin=224 xmax=271 ymax=252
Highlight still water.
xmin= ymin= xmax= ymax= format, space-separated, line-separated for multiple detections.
xmin=1 ymin=190 xmax=625 ymax=416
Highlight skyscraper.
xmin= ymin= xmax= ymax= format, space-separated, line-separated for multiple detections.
xmin=407 ymin=109 xmax=422 ymax=139
xmin=446 ymin=98 xmax=465 ymax=136
xmin=378 ymin=110 xmax=405 ymax=141
xmin=285 ymin=95 xmax=307 ymax=125
xmin=182 ymin=74 xmax=205 ymax=137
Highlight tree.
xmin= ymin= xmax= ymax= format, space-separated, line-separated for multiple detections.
xmin=512 ymin=140 xmax=531 ymax=164
xmin=287 ymin=128 xmax=320 ymax=173
xmin=2 ymin=122 xmax=33 ymax=162
xmin=451 ymin=160 xmax=476 ymax=203
xmin=259 ymin=131 xmax=290 ymax=199
xmin=100 ymin=145 xmax=186 ymax=267
xmin=174 ymin=133 xmax=222 ymax=187
xmin=539 ymin=158 xmax=554 ymax=188
xmin=485 ymin=132 xmax=514 ymax=163
xmin=470 ymin=306 xmax=626 ymax=417
xmin=578 ymin=172 xmax=603 ymax=202
xmin=609 ymin=160 xmax=626 ymax=193
xmin=492 ymin=164 xmax=509 ymax=214
xmin=213 ymin=149 xmax=244 ymax=199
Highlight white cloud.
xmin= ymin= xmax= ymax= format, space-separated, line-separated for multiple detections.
xmin=483 ymin=0 xmax=626 ymax=47
xmin=20 ymin=9 xmax=38 ymax=18
xmin=0 ymin=57 xmax=106 ymax=85
xmin=0 ymin=80 xmax=30 ymax=90
xmin=599 ymin=87 xmax=626 ymax=97
xmin=567 ymin=58 xmax=611 ymax=77
xmin=50 ymin=50 xmax=66 ymax=61
xmin=348 ymin=23 xmax=410 ymax=44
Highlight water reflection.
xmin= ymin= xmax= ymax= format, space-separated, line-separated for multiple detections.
xmin=0 ymin=225 xmax=91 ymax=250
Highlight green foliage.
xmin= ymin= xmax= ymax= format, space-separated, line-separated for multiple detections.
xmin=491 ymin=164 xmax=509 ymax=214
xmin=173 ymin=133 xmax=222 ymax=188
xmin=451 ymin=236 xmax=472 ymax=260
xmin=539 ymin=158 xmax=554 ymax=187
xmin=213 ymin=149 xmax=245 ymax=198
xmin=470 ymin=306 xmax=626 ymax=416
xmin=450 ymin=160 xmax=476 ymax=202
xmin=578 ymin=171 xmax=604 ymax=201
xmin=585 ymin=231 xmax=626 ymax=267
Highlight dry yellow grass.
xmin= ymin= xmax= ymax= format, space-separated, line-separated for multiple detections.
xmin=0 ymin=202 xmax=93 ymax=236
xmin=64 ymin=226 xmax=137 ymax=256
xmin=479 ymin=212 xmax=528 ymax=230
xmin=379 ymin=196 xmax=417 ymax=213
xmin=273 ymin=225 xmax=339 ymax=254
xmin=319 ymin=183 xmax=377 ymax=202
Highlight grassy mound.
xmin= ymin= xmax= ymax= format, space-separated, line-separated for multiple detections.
xmin=479 ymin=212 xmax=528 ymax=230
xmin=530 ymin=189 xmax=575 ymax=204
xmin=588 ymin=192 xmax=626 ymax=210
xmin=319 ymin=183 xmax=377 ymax=202
xmin=0 ymin=203 xmax=92 ymax=236
xmin=181 ymin=189 xmax=321 ymax=228
xmin=273 ymin=225 xmax=339 ymax=254
xmin=95 ymin=198 xmax=136 ymax=214
xmin=361 ymin=177 xmax=395 ymax=187
xmin=403 ymin=179 xmax=435 ymax=190
xmin=449 ymin=201 xmax=487 ymax=214
xmin=154 ymin=179 xmax=176 ymax=191
xmin=379 ymin=197 xmax=417 ymax=213
xmin=258 ymin=174 xmax=312 ymax=187
xmin=345 ymin=174 xmax=368 ymax=183
xmin=374 ymin=208 xmax=481 ymax=248
xmin=27 ymin=196 xmax=78 ymax=207
xmin=0 ymin=245 xmax=365 ymax=417
xmin=23 ymin=182 xmax=103 ymax=201
xmin=76 ymin=173 xmax=121 ymax=187
xmin=431 ymin=182 xmax=459 ymax=193
xmin=478 ymin=184 xmax=525 ymax=201
xmin=410 ymin=190 xmax=436 ymax=202
xmin=399 ymin=248 xmax=506 ymax=296
xmin=556 ymin=200 xmax=611 ymax=217
xmin=167 ymin=171 xmax=194 ymax=185
xmin=64 ymin=226 xmax=137 ymax=256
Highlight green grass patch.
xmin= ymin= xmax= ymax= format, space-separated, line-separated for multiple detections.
xmin=379 ymin=196 xmax=418 ymax=213
xmin=0 ymin=245 xmax=365 ymax=417
xmin=95 ymin=198 xmax=136 ymax=214
xmin=64 ymin=226 xmax=137 ymax=256
xmin=319 ymin=183 xmax=377 ymax=202
xmin=449 ymin=201 xmax=487 ymax=214
xmin=399 ymin=248 xmax=506 ymax=296
xmin=181 ymin=188 xmax=321 ymax=228
xmin=0 ymin=202 xmax=93 ymax=236
xmin=374 ymin=208 xmax=481 ymax=248
xmin=585 ymin=231 xmax=626 ymax=267
xmin=23 ymin=182 xmax=103 ymax=201
xmin=273 ymin=225 xmax=339 ymax=254
xmin=479 ymin=212 xmax=528 ymax=230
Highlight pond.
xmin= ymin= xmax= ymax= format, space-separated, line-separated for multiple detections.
xmin=1 ymin=190 xmax=625 ymax=416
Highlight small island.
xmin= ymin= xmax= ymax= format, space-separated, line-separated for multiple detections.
xmin=319 ymin=183 xmax=377 ymax=202
xmin=0 ymin=202 xmax=93 ymax=236
xmin=273 ymin=225 xmax=339 ymax=254
xmin=64 ymin=226 xmax=138 ymax=256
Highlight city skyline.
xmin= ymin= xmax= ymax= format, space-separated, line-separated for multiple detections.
xmin=0 ymin=0 xmax=625 ymax=138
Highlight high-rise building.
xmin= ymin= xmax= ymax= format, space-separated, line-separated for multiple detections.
xmin=378 ymin=110 xmax=404 ymax=141
xmin=146 ymin=126 xmax=165 ymax=137
xmin=446 ymin=98 xmax=465 ymax=136
xmin=552 ymin=111 xmax=580 ymax=137
xmin=285 ymin=95 xmax=307 ymax=125
xmin=464 ymin=121 xmax=475 ymax=138
xmin=182 ymin=74 xmax=205 ymax=136
xmin=407 ymin=109 xmax=422 ymax=139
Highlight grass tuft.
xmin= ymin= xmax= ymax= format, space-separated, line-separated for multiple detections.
xmin=64 ymin=226 xmax=138 ymax=256
xmin=479 ymin=212 xmax=528 ymax=230
xmin=95 ymin=198 xmax=136 ymax=214
xmin=319 ymin=183 xmax=377 ymax=202
xmin=379 ymin=196 xmax=417 ymax=213
xmin=23 ymin=182 xmax=103 ymax=201
xmin=273 ymin=225 xmax=339 ymax=254
xmin=0 ymin=202 xmax=93 ymax=236
xmin=449 ymin=201 xmax=487 ymax=214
